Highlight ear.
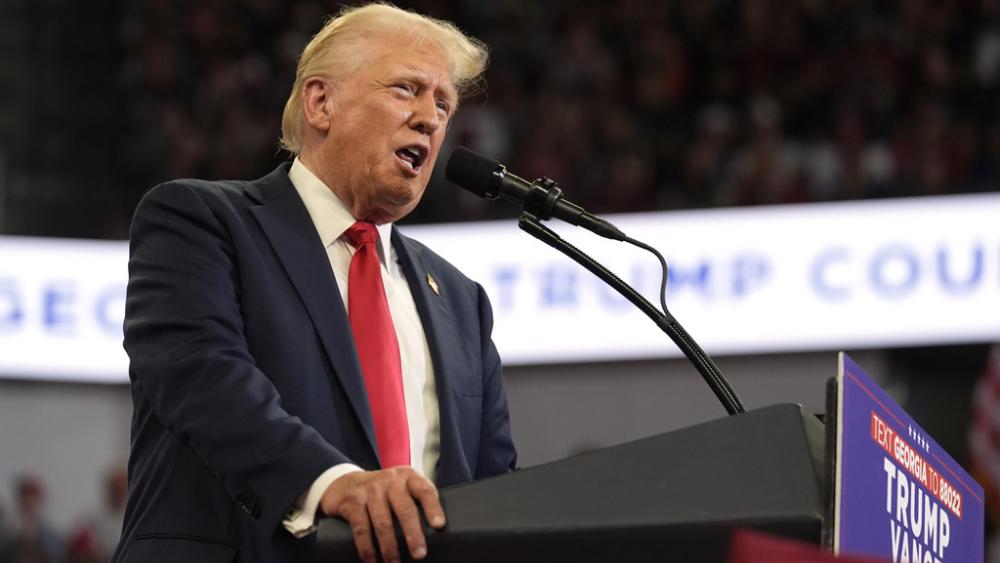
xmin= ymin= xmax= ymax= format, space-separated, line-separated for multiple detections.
xmin=302 ymin=76 xmax=334 ymax=133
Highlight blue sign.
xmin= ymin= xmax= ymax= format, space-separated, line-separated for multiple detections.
xmin=834 ymin=353 xmax=984 ymax=562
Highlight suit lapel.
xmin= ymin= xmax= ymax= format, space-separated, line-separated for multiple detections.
xmin=392 ymin=229 xmax=473 ymax=487
xmin=247 ymin=167 xmax=378 ymax=458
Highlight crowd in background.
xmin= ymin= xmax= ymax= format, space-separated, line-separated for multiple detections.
xmin=117 ymin=0 xmax=1000 ymax=229
xmin=0 ymin=471 xmax=125 ymax=563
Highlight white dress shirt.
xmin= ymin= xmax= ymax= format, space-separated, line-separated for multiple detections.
xmin=282 ymin=158 xmax=440 ymax=537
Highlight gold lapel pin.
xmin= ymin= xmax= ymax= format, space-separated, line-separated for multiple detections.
xmin=426 ymin=273 xmax=440 ymax=296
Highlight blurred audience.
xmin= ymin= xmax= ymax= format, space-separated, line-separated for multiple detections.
xmin=971 ymin=346 xmax=1000 ymax=562
xmin=64 ymin=468 xmax=127 ymax=563
xmin=0 ymin=477 xmax=62 ymax=563
xmin=113 ymin=0 xmax=1000 ymax=229
xmin=0 ymin=504 xmax=11 ymax=558
xmin=0 ymin=468 xmax=126 ymax=563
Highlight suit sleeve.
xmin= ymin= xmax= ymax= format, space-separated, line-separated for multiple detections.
xmin=473 ymin=282 xmax=518 ymax=478
xmin=124 ymin=182 xmax=348 ymax=533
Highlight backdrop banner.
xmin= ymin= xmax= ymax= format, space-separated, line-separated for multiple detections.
xmin=1 ymin=192 xmax=998 ymax=381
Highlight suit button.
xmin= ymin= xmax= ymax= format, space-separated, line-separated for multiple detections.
xmin=236 ymin=493 xmax=253 ymax=514
xmin=236 ymin=490 xmax=262 ymax=519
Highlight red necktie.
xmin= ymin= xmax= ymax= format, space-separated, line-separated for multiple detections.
xmin=344 ymin=222 xmax=410 ymax=468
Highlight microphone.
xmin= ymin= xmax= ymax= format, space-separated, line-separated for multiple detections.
xmin=445 ymin=147 xmax=626 ymax=241
xmin=447 ymin=148 xmax=745 ymax=415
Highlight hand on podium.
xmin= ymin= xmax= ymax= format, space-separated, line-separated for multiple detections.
xmin=320 ymin=467 xmax=446 ymax=563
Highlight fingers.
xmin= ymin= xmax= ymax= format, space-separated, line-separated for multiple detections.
xmin=321 ymin=468 xmax=445 ymax=563
xmin=388 ymin=480 xmax=427 ymax=559
xmin=342 ymin=502 xmax=376 ymax=563
xmin=408 ymin=473 xmax=446 ymax=529
xmin=367 ymin=489 xmax=402 ymax=563
xmin=386 ymin=471 xmax=444 ymax=560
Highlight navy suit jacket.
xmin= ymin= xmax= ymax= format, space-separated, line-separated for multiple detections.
xmin=113 ymin=164 xmax=517 ymax=563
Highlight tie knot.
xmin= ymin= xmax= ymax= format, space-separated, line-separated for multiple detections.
xmin=345 ymin=221 xmax=379 ymax=248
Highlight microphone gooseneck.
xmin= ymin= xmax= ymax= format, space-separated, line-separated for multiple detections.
xmin=445 ymin=146 xmax=746 ymax=417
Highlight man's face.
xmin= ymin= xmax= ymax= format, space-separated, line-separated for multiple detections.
xmin=314 ymin=34 xmax=458 ymax=224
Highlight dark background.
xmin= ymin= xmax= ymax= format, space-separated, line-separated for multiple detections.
xmin=5 ymin=1 xmax=1000 ymax=237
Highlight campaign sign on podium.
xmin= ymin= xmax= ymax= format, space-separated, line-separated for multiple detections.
xmin=832 ymin=353 xmax=984 ymax=562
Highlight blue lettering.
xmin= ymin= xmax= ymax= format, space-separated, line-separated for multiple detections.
xmin=596 ymin=264 xmax=646 ymax=309
xmin=810 ymin=247 xmax=850 ymax=301
xmin=731 ymin=254 xmax=770 ymax=297
xmin=95 ymin=284 xmax=127 ymax=335
xmin=667 ymin=261 xmax=711 ymax=297
xmin=43 ymin=282 xmax=76 ymax=333
xmin=492 ymin=266 xmax=520 ymax=311
xmin=937 ymin=243 xmax=982 ymax=294
xmin=540 ymin=265 xmax=578 ymax=307
xmin=0 ymin=279 xmax=24 ymax=331
xmin=870 ymin=246 xmax=919 ymax=297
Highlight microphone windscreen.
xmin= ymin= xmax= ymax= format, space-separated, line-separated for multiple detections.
xmin=445 ymin=147 xmax=499 ymax=198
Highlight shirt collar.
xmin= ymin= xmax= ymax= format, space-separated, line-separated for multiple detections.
xmin=288 ymin=157 xmax=394 ymax=260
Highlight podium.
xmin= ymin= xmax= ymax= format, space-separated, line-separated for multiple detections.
xmin=318 ymin=403 xmax=827 ymax=562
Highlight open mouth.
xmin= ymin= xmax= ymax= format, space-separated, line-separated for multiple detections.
xmin=395 ymin=145 xmax=428 ymax=171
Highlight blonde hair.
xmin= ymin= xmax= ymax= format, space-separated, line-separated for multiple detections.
xmin=279 ymin=3 xmax=488 ymax=154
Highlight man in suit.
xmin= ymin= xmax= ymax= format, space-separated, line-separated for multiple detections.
xmin=114 ymin=5 xmax=517 ymax=563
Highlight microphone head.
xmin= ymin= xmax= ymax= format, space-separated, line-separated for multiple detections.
xmin=445 ymin=146 xmax=501 ymax=198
